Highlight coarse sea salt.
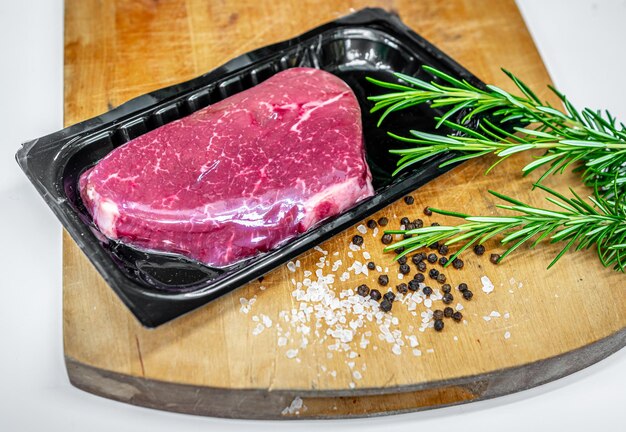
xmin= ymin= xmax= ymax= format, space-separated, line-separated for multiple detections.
xmin=481 ymin=275 xmax=495 ymax=294
xmin=286 ymin=349 xmax=299 ymax=359
xmin=504 ymin=331 xmax=511 ymax=339
xmin=287 ymin=261 xmax=296 ymax=272
xmin=356 ymin=224 xmax=367 ymax=234
xmin=281 ymin=396 xmax=306 ymax=416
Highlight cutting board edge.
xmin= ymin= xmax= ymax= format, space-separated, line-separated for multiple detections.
xmin=64 ymin=326 xmax=626 ymax=419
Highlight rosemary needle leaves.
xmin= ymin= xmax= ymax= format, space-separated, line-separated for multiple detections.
xmin=383 ymin=184 xmax=626 ymax=272
xmin=366 ymin=66 xmax=626 ymax=197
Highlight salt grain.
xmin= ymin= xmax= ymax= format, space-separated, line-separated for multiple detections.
xmin=286 ymin=349 xmax=299 ymax=359
xmin=481 ymin=275 xmax=495 ymax=294
xmin=287 ymin=261 xmax=296 ymax=272
xmin=357 ymin=224 xmax=367 ymax=234
xmin=504 ymin=331 xmax=511 ymax=339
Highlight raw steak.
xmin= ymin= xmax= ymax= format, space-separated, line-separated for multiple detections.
xmin=79 ymin=67 xmax=374 ymax=267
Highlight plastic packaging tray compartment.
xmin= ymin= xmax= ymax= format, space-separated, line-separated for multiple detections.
xmin=16 ymin=8 xmax=484 ymax=327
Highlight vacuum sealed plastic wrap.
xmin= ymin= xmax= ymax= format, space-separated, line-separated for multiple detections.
xmin=79 ymin=68 xmax=374 ymax=267
xmin=16 ymin=8 xmax=484 ymax=327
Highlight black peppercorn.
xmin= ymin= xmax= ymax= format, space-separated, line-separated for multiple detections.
xmin=433 ymin=309 xmax=444 ymax=320
xmin=436 ymin=273 xmax=446 ymax=284
xmin=357 ymin=284 xmax=370 ymax=297
xmin=462 ymin=290 xmax=473 ymax=300
xmin=404 ymin=195 xmax=415 ymax=205
xmin=443 ymin=306 xmax=454 ymax=318
xmin=431 ymin=222 xmax=440 ymax=227
xmin=378 ymin=275 xmax=389 ymax=286
xmin=352 ymin=235 xmax=364 ymax=246
xmin=403 ymin=233 xmax=412 ymax=239
xmin=490 ymin=253 xmax=501 ymax=264
xmin=438 ymin=244 xmax=449 ymax=255
xmin=424 ymin=207 xmax=432 ymax=216
xmin=439 ymin=257 xmax=448 ymax=266
xmin=381 ymin=234 xmax=393 ymax=245
xmin=434 ymin=319 xmax=444 ymax=331
xmin=399 ymin=264 xmax=410 ymax=275
xmin=442 ymin=293 xmax=454 ymax=304
xmin=414 ymin=273 xmax=425 ymax=283
xmin=378 ymin=217 xmax=389 ymax=226
xmin=429 ymin=242 xmax=440 ymax=250
xmin=394 ymin=247 xmax=405 ymax=254
xmin=370 ymin=289 xmax=382 ymax=301
xmin=383 ymin=291 xmax=396 ymax=302
xmin=417 ymin=261 xmax=427 ymax=272
xmin=367 ymin=219 xmax=377 ymax=229
xmin=458 ymin=283 xmax=468 ymax=292
xmin=474 ymin=244 xmax=485 ymax=255
xmin=380 ymin=299 xmax=393 ymax=312
xmin=452 ymin=258 xmax=464 ymax=269
xmin=414 ymin=218 xmax=424 ymax=228
xmin=367 ymin=261 xmax=376 ymax=270
xmin=452 ymin=311 xmax=463 ymax=322
xmin=412 ymin=254 xmax=424 ymax=265
xmin=400 ymin=217 xmax=410 ymax=226
xmin=258 ymin=276 xmax=265 ymax=283
xmin=442 ymin=283 xmax=451 ymax=293
xmin=427 ymin=253 xmax=437 ymax=264
xmin=397 ymin=255 xmax=407 ymax=265
xmin=396 ymin=283 xmax=408 ymax=294
xmin=422 ymin=286 xmax=433 ymax=296
xmin=408 ymin=280 xmax=420 ymax=291
xmin=428 ymin=268 xmax=439 ymax=279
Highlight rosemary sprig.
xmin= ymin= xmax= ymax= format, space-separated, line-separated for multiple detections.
xmin=366 ymin=67 xmax=626 ymax=196
xmin=384 ymin=184 xmax=626 ymax=272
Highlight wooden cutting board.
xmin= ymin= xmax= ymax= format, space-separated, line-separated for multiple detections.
xmin=63 ymin=0 xmax=626 ymax=419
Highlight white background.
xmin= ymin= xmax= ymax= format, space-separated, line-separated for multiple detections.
xmin=1 ymin=0 xmax=624 ymax=430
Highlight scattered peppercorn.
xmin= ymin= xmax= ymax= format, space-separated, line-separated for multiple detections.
xmin=400 ymin=217 xmax=410 ymax=226
xmin=408 ymin=280 xmax=420 ymax=291
xmin=367 ymin=219 xmax=377 ymax=229
xmin=412 ymin=254 xmax=424 ymax=265
xmin=452 ymin=311 xmax=463 ymax=322
xmin=436 ymin=273 xmax=446 ymax=284
xmin=370 ymin=289 xmax=382 ymax=301
xmin=404 ymin=195 xmax=415 ymax=205
xmin=383 ymin=291 xmax=396 ymax=302
xmin=438 ymin=244 xmax=449 ymax=255
xmin=367 ymin=261 xmax=376 ymax=270
xmin=403 ymin=232 xmax=412 ymax=239
xmin=396 ymin=283 xmax=408 ymax=294
xmin=442 ymin=283 xmax=451 ymax=293
xmin=434 ymin=319 xmax=444 ymax=331
xmin=424 ymin=207 xmax=432 ymax=216
xmin=414 ymin=273 xmax=425 ymax=283
xmin=429 ymin=242 xmax=440 ymax=249
xmin=458 ymin=283 xmax=468 ymax=292
xmin=397 ymin=255 xmax=407 ymax=265
xmin=433 ymin=309 xmax=444 ymax=320
xmin=490 ymin=253 xmax=501 ymax=264
xmin=443 ymin=306 xmax=454 ymax=318
xmin=352 ymin=235 xmax=364 ymax=246
xmin=474 ymin=244 xmax=485 ymax=255
xmin=442 ymin=293 xmax=454 ymax=304
xmin=428 ymin=268 xmax=439 ymax=279
xmin=422 ymin=286 xmax=433 ymax=296
xmin=394 ymin=247 xmax=405 ymax=254
xmin=462 ymin=290 xmax=473 ymax=300
xmin=439 ymin=257 xmax=448 ymax=266
xmin=357 ymin=284 xmax=370 ymax=297
xmin=417 ymin=261 xmax=427 ymax=272
xmin=380 ymin=299 xmax=393 ymax=312
xmin=378 ymin=275 xmax=389 ymax=286
xmin=258 ymin=276 xmax=265 ymax=283
xmin=452 ymin=258 xmax=464 ymax=269
xmin=399 ymin=263 xmax=411 ymax=274
xmin=381 ymin=234 xmax=393 ymax=245
xmin=427 ymin=253 xmax=438 ymax=264
xmin=377 ymin=217 xmax=389 ymax=226
xmin=414 ymin=219 xmax=424 ymax=228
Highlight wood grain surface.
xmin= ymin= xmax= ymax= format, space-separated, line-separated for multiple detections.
xmin=63 ymin=0 xmax=626 ymax=419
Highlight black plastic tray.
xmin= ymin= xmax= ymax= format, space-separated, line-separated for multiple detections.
xmin=16 ymin=8 xmax=483 ymax=327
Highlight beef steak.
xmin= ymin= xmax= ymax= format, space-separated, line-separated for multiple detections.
xmin=79 ymin=67 xmax=374 ymax=267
